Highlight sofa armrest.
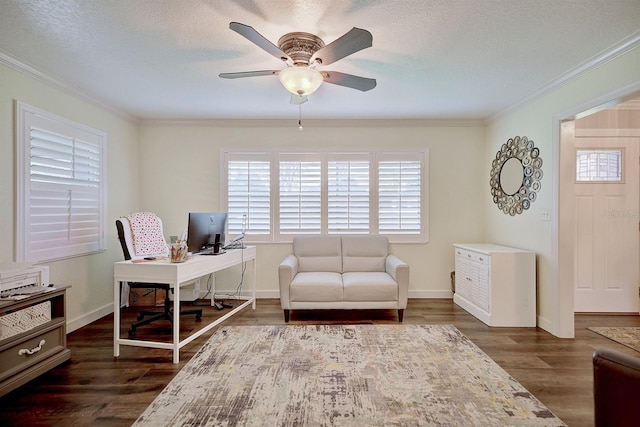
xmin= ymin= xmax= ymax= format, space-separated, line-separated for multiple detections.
xmin=386 ymin=255 xmax=409 ymax=308
xmin=278 ymin=255 xmax=299 ymax=309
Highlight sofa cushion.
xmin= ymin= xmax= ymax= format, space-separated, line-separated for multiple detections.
xmin=342 ymin=272 xmax=398 ymax=301
xmin=342 ymin=235 xmax=388 ymax=273
xmin=290 ymin=272 xmax=344 ymax=302
xmin=293 ymin=236 xmax=343 ymax=273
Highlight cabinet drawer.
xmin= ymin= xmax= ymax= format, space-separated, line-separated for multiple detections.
xmin=456 ymin=248 xmax=489 ymax=265
xmin=0 ymin=323 xmax=65 ymax=382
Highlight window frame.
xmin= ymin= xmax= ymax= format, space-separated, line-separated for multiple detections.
xmin=575 ymin=148 xmax=624 ymax=183
xmin=16 ymin=101 xmax=108 ymax=262
xmin=221 ymin=148 xmax=428 ymax=244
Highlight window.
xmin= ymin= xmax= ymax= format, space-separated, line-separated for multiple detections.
xmin=379 ymin=156 xmax=422 ymax=234
xmin=279 ymin=154 xmax=321 ymax=234
xmin=16 ymin=102 xmax=107 ymax=262
xmin=222 ymin=149 xmax=428 ymax=243
xmin=224 ymin=152 xmax=271 ymax=241
xmin=576 ymin=149 xmax=623 ymax=182
xmin=328 ymin=155 xmax=370 ymax=233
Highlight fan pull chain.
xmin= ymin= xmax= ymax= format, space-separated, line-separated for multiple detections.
xmin=298 ymin=101 xmax=303 ymax=131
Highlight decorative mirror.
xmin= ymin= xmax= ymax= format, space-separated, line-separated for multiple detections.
xmin=490 ymin=136 xmax=543 ymax=216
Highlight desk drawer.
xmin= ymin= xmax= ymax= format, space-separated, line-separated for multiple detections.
xmin=0 ymin=322 xmax=65 ymax=382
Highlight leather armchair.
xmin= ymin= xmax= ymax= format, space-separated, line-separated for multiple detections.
xmin=593 ymin=348 xmax=640 ymax=427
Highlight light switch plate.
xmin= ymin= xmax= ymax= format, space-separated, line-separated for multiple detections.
xmin=541 ymin=210 xmax=551 ymax=222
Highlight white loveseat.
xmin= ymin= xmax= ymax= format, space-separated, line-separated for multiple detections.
xmin=278 ymin=235 xmax=409 ymax=322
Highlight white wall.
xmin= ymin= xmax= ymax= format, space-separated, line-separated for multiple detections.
xmin=138 ymin=123 xmax=486 ymax=297
xmin=485 ymin=45 xmax=640 ymax=337
xmin=0 ymin=62 xmax=140 ymax=331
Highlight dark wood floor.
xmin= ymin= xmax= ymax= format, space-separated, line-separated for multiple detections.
xmin=1 ymin=298 xmax=639 ymax=426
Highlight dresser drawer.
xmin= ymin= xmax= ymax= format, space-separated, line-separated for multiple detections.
xmin=0 ymin=322 xmax=66 ymax=382
xmin=456 ymin=248 xmax=489 ymax=265
xmin=474 ymin=252 xmax=489 ymax=265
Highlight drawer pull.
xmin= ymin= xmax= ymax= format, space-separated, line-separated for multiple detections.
xmin=18 ymin=339 xmax=46 ymax=356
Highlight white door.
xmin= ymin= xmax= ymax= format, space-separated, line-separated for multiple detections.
xmin=571 ymin=127 xmax=640 ymax=312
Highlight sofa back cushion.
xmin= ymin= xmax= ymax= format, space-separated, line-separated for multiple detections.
xmin=342 ymin=235 xmax=388 ymax=272
xmin=293 ymin=236 xmax=343 ymax=273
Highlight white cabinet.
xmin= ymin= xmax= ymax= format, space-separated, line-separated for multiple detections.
xmin=453 ymin=243 xmax=536 ymax=327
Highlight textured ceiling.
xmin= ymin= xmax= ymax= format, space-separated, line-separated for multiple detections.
xmin=0 ymin=0 xmax=639 ymax=121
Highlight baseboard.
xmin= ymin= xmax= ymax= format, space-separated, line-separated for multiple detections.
xmin=536 ymin=315 xmax=553 ymax=334
xmin=66 ymin=290 xmax=454 ymax=333
xmin=229 ymin=290 xmax=453 ymax=300
xmin=409 ymin=290 xmax=454 ymax=299
xmin=66 ymin=302 xmax=113 ymax=333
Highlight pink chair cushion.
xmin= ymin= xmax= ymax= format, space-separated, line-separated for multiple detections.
xmin=126 ymin=212 xmax=168 ymax=256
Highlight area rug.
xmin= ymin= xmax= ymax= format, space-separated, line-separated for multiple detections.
xmin=133 ymin=324 xmax=565 ymax=426
xmin=588 ymin=326 xmax=640 ymax=352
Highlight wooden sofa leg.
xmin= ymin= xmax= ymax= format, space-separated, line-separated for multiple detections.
xmin=284 ymin=309 xmax=290 ymax=323
xmin=398 ymin=309 xmax=404 ymax=322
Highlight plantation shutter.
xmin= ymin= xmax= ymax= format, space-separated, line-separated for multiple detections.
xmin=327 ymin=154 xmax=370 ymax=233
xmin=226 ymin=155 xmax=271 ymax=237
xmin=378 ymin=154 xmax=423 ymax=235
xmin=279 ymin=155 xmax=321 ymax=234
xmin=17 ymin=103 xmax=106 ymax=262
xmin=222 ymin=148 xmax=428 ymax=244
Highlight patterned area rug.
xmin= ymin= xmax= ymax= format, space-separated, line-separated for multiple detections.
xmin=133 ymin=324 xmax=565 ymax=426
xmin=588 ymin=326 xmax=640 ymax=352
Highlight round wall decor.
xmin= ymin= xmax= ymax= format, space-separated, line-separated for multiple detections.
xmin=489 ymin=136 xmax=543 ymax=216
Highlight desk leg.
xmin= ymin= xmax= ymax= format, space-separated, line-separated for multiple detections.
xmin=173 ymin=282 xmax=180 ymax=364
xmin=113 ymin=278 xmax=120 ymax=358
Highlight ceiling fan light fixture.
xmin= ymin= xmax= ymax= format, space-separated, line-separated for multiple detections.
xmin=278 ymin=66 xmax=323 ymax=96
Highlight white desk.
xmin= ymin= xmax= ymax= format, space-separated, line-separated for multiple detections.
xmin=113 ymin=246 xmax=256 ymax=363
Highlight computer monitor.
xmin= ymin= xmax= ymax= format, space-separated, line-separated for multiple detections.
xmin=186 ymin=212 xmax=227 ymax=254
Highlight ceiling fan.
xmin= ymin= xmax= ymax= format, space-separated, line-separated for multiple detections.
xmin=219 ymin=22 xmax=377 ymax=105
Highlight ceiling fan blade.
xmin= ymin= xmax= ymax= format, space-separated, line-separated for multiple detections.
xmin=321 ymin=71 xmax=376 ymax=92
xmin=310 ymin=28 xmax=372 ymax=66
xmin=219 ymin=70 xmax=279 ymax=79
xmin=290 ymin=94 xmax=308 ymax=105
xmin=229 ymin=22 xmax=291 ymax=63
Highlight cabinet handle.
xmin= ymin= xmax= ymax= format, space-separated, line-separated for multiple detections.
xmin=18 ymin=339 xmax=46 ymax=356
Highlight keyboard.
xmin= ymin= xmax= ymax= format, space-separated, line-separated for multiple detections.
xmin=199 ymin=249 xmax=226 ymax=255
xmin=223 ymin=243 xmax=247 ymax=250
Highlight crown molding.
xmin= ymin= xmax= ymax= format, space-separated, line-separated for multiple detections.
xmin=489 ymin=30 xmax=640 ymax=122
xmin=137 ymin=118 xmax=485 ymax=128
xmin=0 ymin=49 xmax=137 ymax=124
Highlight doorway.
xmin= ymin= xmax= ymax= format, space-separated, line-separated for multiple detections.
xmin=560 ymin=95 xmax=640 ymax=314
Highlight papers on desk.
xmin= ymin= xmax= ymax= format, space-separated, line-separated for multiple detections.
xmin=131 ymin=257 xmax=168 ymax=263
xmin=0 ymin=286 xmax=56 ymax=300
